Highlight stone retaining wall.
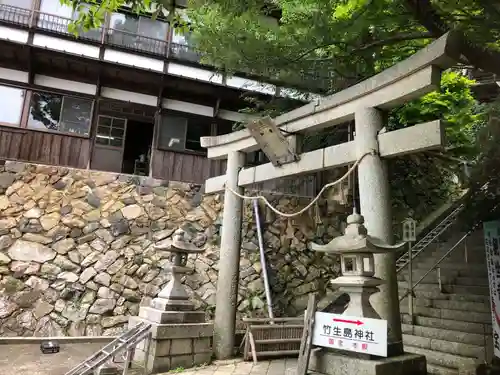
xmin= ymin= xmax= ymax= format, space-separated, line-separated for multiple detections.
xmin=0 ymin=161 xmax=346 ymax=337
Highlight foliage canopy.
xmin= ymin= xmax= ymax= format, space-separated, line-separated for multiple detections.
xmin=64 ymin=0 xmax=499 ymax=225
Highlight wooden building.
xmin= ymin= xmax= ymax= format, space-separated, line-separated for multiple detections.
xmin=0 ymin=0 xmax=324 ymax=196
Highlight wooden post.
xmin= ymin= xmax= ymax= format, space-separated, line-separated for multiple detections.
xmin=297 ymin=293 xmax=318 ymax=375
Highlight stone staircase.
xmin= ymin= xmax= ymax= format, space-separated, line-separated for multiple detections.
xmin=397 ymin=230 xmax=493 ymax=375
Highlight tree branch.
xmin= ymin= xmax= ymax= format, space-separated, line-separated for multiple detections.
xmin=353 ymin=32 xmax=435 ymax=52
xmin=287 ymin=41 xmax=348 ymax=64
xmin=286 ymin=0 xmax=376 ymax=64
xmin=288 ymin=32 xmax=434 ymax=66
xmin=404 ymin=0 xmax=500 ymax=75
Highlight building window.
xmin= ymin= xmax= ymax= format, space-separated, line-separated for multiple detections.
xmin=0 ymin=0 xmax=32 ymax=8
xmin=28 ymin=91 xmax=93 ymax=136
xmin=157 ymin=114 xmax=212 ymax=153
xmin=157 ymin=115 xmax=188 ymax=152
xmin=185 ymin=122 xmax=211 ymax=152
xmin=170 ymin=8 xmax=201 ymax=63
xmin=95 ymin=115 xmax=126 ymax=147
xmin=38 ymin=0 xmax=101 ymax=41
xmin=108 ymin=12 xmax=168 ymax=55
xmin=216 ymin=120 xmax=234 ymax=135
xmin=0 ymin=0 xmax=32 ymax=9
xmin=39 ymin=0 xmax=71 ymax=17
xmin=0 ymin=85 xmax=25 ymax=126
xmin=0 ymin=0 xmax=32 ymax=25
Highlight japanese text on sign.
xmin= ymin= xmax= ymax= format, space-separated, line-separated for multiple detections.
xmin=311 ymin=312 xmax=387 ymax=357
xmin=484 ymin=221 xmax=500 ymax=359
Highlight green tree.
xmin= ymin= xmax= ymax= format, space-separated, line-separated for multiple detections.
xmin=65 ymin=0 xmax=500 ymax=94
xmin=64 ymin=0 xmax=494 ymax=225
xmin=387 ymin=71 xmax=485 ymax=225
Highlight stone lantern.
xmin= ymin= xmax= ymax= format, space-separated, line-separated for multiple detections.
xmin=310 ymin=212 xmax=404 ymax=319
xmin=129 ymin=228 xmax=213 ymax=373
xmin=150 ymin=228 xmax=206 ymax=318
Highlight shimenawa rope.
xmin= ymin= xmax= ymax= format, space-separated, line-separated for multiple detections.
xmin=224 ymin=150 xmax=374 ymax=218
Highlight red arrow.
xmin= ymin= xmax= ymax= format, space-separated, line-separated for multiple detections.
xmin=333 ymin=318 xmax=364 ymax=326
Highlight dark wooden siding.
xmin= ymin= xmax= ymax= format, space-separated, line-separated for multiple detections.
xmin=0 ymin=126 xmax=90 ymax=169
xmin=151 ymin=149 xmax=318 ymax=196
xmin=151 ymin=149 xmax=227 ymax=184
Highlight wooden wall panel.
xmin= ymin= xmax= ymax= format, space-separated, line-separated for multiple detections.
xmin=0 ymin=127 xmax=24 ymax=160
xmin=151 ymin=149 xmax=226 ymax=184
xmin=0 ymin=126 xmax=90 ymax=169
xmin=151 ymin=148 xmax=317 ymax=196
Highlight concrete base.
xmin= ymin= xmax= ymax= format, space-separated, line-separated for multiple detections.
xmin=129 ymin=316 xmax=213 ymax=374
xmin=309 ymin=348 xmax=427 ymax=375
xmin=139 ymin=306 xmax=206 ymax=324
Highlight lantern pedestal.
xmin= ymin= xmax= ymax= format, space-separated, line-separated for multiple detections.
xmin=129 ymin=229 xmax=213 ymax=374
xmin=308 ymin=212 xmax=426 ymax=375
xmin=333 ymin=276 xmax=382 ymax=319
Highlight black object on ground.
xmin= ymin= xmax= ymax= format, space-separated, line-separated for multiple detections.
xmin=40 ymin=341 xmax=60 ymax=354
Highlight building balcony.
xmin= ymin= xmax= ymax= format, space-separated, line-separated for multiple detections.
xmin=0 ymin=3 xmax=326 ymax=94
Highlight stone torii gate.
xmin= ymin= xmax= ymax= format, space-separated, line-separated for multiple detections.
xmin=201 ymin=32 xmax=462 ymax=360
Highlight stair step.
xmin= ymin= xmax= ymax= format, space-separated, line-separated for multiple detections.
xmin=432 ymin=299 xmax=490 ymax=314
xmin=447 ymin=293 xmax=490 ymax=304
xmin=454 ymin=277 xmax=489 ymax=286
xmin=400 ymin=305 xmax=491 ymax=324
xmin=404 ymin=345 xmax=479 ymax=369
xmin=399 ymin=289 xmax=490 ymax=303
xmin=398 ymin=281 xmax=442 ymax=291
xmin=401 ymin=314 xmax=490 ymax=335
xmin=398 ymin=272 xmax=456 ymax=284
xmin=398 ymin=282 xmax=489 ymax=296
xmin=403 ymin=334 xmax=486 ymax=359
xmin=400 ymin=297 xmax=490 ymax=313
xmin=451 ymin=285 xmax=490 ymax=295
xmin=427 ymin=363 xmax=458 ymax=375
xmin=415 ymin=263 xmax=486 ymax=274
xmin=402 ymin=324 xmax=489 ymax=347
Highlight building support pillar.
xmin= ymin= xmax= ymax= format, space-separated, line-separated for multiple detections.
xmin=355 ymin=107 xmax=403 ymax=356
xmin=213 ymin=151 xmax=245 ymax=359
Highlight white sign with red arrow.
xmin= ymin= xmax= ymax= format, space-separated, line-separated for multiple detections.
xmin=311 ymin=312 xmax=388 ymax=357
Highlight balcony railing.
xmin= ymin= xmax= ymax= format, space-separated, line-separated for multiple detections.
xmin=169 ymin=42 xmax=202 ymax=64
xmin=107 ymin=28 xmax=168 ymax=56
xmin=0 ymin=3 xmax=323 ymax=93
xmin=37 ymin=11 xmax=103 ymax=42
xmin=0 ymin=4 xmax=31 ymax=26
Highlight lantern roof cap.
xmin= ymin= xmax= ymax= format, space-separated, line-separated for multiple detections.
xmin=310 ymin=212 xmax=405 ymax=254
xmin=155 ymin=228 xmax=206 ymax=253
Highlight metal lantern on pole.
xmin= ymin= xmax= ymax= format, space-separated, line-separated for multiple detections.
xmin=402 ymin=217 xmax=417 ymax=323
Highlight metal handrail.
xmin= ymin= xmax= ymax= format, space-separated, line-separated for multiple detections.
xmin=396 ymin=203 xmax=465 ymax=273
xmin=399 ymin=224 xmax=480 ymax=303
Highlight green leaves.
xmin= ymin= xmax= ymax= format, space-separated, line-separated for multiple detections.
xmin=387 ymin=71 xmax=486 ymax=225
xmin=61 ymin=0 xmax=497 ymax=225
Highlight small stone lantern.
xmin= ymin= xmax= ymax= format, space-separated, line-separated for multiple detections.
xmin=131 ymin=228 xmax=213 ymax=372
xmin=150 ymin=228 xmax=206 ymax=321
xmin=310 ymin=212 xmax=404 ymax=319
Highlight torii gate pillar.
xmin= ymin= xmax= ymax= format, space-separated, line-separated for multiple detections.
xmin=356 ymin=107 xmax=403 ymax=355
xmin=213 ymin=151 xmax=245 ymax=359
